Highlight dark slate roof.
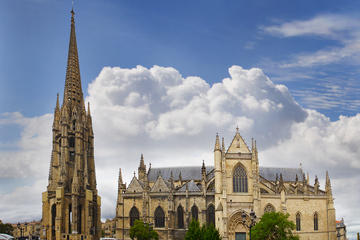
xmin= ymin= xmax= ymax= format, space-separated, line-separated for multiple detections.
xmin=148 ymin=166 xmax=303 ymax=182
xmin=259 ymin=167 xmax=304 ymax=182
xmin=178 ymin=180 xmax=201 ymax=192
xmin=148 ymin=166 xmax=214 ymax=182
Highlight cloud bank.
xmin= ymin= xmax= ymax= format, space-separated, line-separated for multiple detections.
xmin=0 ymin=65 xmax=359 ymax=237
xmin=262 ymin=14 xmax=360 ymax=68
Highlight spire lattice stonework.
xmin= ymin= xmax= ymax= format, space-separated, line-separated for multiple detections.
xmin=64 ymin=9 xmax=83 ymax=107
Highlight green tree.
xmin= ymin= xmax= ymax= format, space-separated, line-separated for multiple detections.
xmin=202 ymin=224 xmax=221 ymax=240
xmin=185 ymin=220 xmax=202 ymax=240
xmin=129 ymin=220 xmax=159 ymax=240
xmin=185 ymin=220 xmax=221 ymax=240
xmin=251 ymin=212 xmax=299 ymax=240
xmin=0 ymin=222 xmax=14 ymax=235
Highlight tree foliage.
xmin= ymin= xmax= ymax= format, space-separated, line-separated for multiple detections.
xmin=251 ymin=212 xmax=299 ymax=240
xmin=185 ymin=220 xmax=221 ymax=240
xmin=0 ymin=222 xmax=14 ymax=235
xmin=129 ymin=220 xmax=159 ymax=240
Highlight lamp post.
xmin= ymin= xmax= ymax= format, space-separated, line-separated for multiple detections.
xmin=241 ymin=209 xmax=257 ymax=240
xmin=336 ymin=228 xmax=345 ymax=240
xmin=24 ymin=223 xmax=28 ymax=240
xmin=17 ymin=223 xmax=25 ymax=240
xmin=17 ymin=223 xmax=22 ymax=240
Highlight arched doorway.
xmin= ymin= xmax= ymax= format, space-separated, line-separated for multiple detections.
xmin=228 ymin=210 xmax=250 ymax=240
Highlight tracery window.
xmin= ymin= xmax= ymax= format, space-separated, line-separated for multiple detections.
xmin=191 ymin=205 xmax=199 ymax=221
xmin=129 ymin=207 xmax=139 ymax=227
xmin=233 ymin=165 xmax=248 ymax=192
xmin=296 ymin=213 xmax=301 ymax=231
xmin=264 ymin=204 xmax=275 ymax=213
xmin=314 ymin=212 xmax=319 ymax=231
xmin=177 ymin=205 xmax=184 ymax=228
xmin=154 ymin=206 xmax=165 ymax=228
xmin=207 ymin=205 xmax=215 ymax=226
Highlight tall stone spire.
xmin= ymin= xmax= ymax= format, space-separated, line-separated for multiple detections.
xmin=63 ymin=9 xmax=83 ymax=107
xmin=43 ymin=9 xmax=101 ymax=240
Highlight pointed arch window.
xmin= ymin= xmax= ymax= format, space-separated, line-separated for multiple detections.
xmin=207 ymin=205 xmax=215 ymax=226
xmin=233 ymin=165 xmax=248 ymax=192
xmin=191 ymin=205 xmax=199 ymax=221
xmin=129 ymin=207 xmax=139 ymax=227
xmin=314 ymin=212 xmax=319 ymax=231
xmin=177 ymin=205 xmax=184 ymax=228
xmin=51 ymin=204 xmax=56 ymax=238
xmin=154 ymin=206 xmax=165 ymax=228
xmin=296 ymin=213 xmax=301 ymax=231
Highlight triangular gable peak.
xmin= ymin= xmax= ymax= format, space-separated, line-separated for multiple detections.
xmin=126 ymin=176 xmax=143 ymax=193
xmin=151 ymin=175 xmax=170 ymax=193
xmin=178 ymin=180 xmax=201 ymax=192
xmin=227 ymin=130 xmax=250 ymax=154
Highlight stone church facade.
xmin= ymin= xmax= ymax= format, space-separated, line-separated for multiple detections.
xmin=115 ymin=131 xmax=337 ymax=240
xmin=42 ymin=10 xmax=101 ymax=240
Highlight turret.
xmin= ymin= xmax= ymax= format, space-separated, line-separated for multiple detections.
xmin=214 ymin=133 xmax=222 ymax=194
xmin=222 ymin=137 xmax=225 ymax=153
xmin=53 ymin=93 xmax=61 ymax=129
xmin=117 ymin=169 xmax=125 ymax=201
xmin=303 ymin=173 xmax=308 ymax=194
xmin=201 ymin=160 xmax=206 ymax=178
xmin=294 ymin=174 xmax=299 ymax=194
xmin=325 ymin=171 xmax=336 ymax=239
xmin=326 ymin=171 xmax=333 ymax=199
xmin=138 ymin=154 xmax=147 ymax=182
xmin=314 ymin=175 xmax=319 ymax=194
xmin=201 ymin=161 xmax=207 ymax=196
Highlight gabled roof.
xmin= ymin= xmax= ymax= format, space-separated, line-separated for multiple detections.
xmin=178 ymin=180 xmax=201 ymax=192
xmin=148 ymin=166 xmax=303 ymax=183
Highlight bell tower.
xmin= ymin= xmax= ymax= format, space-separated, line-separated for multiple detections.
xmin=42 ymin=9 xmax=101 ymax=240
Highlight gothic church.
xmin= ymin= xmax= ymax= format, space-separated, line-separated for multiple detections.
xmin=42 ymin=10 xmax=101 ymax=240
xmin=115 ymin=131 xmax=337 ymax=240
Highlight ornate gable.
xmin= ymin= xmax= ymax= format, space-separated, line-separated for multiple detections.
xmin=126 ymin=177 xmax=144 ymax=193
xmin=178 ymin=180 xmax=201 ymax=192
xmin=227 ymin=130 xmax=251 ymax=154
xmin=151 ymin=175 xmax=170 ymax=193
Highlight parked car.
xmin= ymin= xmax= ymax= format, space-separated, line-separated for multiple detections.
xmin=0 ymin=234 xmax=14 ymax=240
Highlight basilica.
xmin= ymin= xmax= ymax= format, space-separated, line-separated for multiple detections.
xmin=115 ymin=131 xmax=337 ymax=240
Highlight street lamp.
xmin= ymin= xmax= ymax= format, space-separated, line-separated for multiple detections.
xmin=337 ymin=229 xmax=344 ymax=240
xmin=24 ymin=223 xmax=28 ymax=240
xmin=17 ymin=223 xmax=24 ymax=240
xmin=241 ymin=209 xmax=257 ymax=240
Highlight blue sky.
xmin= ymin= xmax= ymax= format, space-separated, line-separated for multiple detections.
xmin=1 ymin=0 xmax=360 ymax=119
xmin=1 ymin=0 xmax=360 ymax=238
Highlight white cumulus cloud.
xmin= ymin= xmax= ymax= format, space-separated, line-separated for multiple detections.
xmin=0 ymin=65 xmax=359 ymax=237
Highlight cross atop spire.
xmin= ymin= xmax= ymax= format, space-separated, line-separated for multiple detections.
xmin=63 ymin=8 xmax=83 ymax=108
